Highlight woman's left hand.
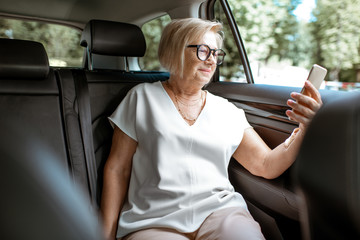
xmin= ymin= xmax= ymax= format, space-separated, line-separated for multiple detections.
xmin=286 ymin=80 xmax=323 ymax=130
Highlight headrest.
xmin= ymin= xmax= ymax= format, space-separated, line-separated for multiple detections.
xmin=80 ymin=20 xmax=146 ymax=57
xmin=0 ymin=38 xmax=50 ymax=79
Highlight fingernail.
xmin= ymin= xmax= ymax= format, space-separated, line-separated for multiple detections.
xmin=286 ymin=109 xmax=292 ymax=116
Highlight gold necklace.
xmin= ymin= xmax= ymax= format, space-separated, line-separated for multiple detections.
xmin=166 ymin=81 xmax=205 ymax=122
xmin=176 ymin=95 xmax=201 ymax=107
xmin=177 ymin=93 xmax=202 ymax=102
xmin=174 ymin=93 xmax=204 ymax=122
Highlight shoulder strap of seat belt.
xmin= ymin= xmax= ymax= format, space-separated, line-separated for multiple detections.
xmin=72 ymin=69 xmax=97 ymax=206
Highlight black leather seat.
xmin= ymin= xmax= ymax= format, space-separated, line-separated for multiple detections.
xmin=0 ymin=38 xmax=68 ymax=169
xmin=295 ymin=92 xmax=360 ymax=239
xmin=57 ymin=20 xmax=169 ymax=205
xmin=0 ymin=38 xmax=103 ymax=239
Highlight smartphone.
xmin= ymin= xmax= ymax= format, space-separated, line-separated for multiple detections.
xmin=301 ymin=64 xmax=327 ymax=96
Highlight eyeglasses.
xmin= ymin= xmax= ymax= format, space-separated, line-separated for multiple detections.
xmin=187 ymin=44 xmax=226 ymax=65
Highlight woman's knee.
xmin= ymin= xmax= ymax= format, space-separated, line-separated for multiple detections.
xmin=122 ymin=228 xmax=191 ymax=240
xmin=196 ymin=207 xmax=265 ymax=240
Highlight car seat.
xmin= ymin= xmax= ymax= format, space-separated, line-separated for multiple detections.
xmin=295 ymin=92 xmax=360 ymax=239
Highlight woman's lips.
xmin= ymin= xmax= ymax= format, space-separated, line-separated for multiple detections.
xmin=199 ymin=68 xmax=212 ymax=73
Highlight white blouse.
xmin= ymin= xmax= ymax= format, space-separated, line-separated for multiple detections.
xmin=109 ymin=81 xmax=252 ymax=238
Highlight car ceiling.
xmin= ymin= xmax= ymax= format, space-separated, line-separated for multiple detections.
xmin=0 ymin=0 xmax=206 ymax=28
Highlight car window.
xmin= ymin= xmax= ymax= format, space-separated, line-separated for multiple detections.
xmin=140 ymin=14 xmax=171 ymax=71
xmin=219 ymin=0 xmax=360 ymax=91
xmin=213 ymin=0 xmax=248 ymax=83
xmin=0 ymin=18 xmax=83 ymax=67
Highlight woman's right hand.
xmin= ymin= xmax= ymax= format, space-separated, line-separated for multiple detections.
xmin=286 ymin=80 xmax=323 ymax=131
xmin=101 ymin=127 xmax=137 ymax=240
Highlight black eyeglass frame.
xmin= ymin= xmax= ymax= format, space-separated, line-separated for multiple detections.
xmin=187 ymin=44 xmax=226 ymax=65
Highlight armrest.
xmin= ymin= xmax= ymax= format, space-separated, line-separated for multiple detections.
xmin=228 ymin=158 xmax=299 ymax=221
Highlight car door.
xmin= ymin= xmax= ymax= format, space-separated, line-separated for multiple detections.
xmin=202 ymin=1 xmax=346 ymax=239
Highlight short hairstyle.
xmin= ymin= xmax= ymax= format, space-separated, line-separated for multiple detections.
xmin=158 ymin=18 xmax=223 ymax=77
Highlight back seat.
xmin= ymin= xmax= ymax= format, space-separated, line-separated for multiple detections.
xmin=56 ymin=20 xmax=169 ymax=206
xmin=0 ymin=38 xmax=69 ymax=170
xmin=1 ymin=20 xmax=169 ymax=209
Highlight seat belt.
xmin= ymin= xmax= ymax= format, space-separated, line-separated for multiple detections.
xmin=72 ymin=69 xmax=98 ymax=206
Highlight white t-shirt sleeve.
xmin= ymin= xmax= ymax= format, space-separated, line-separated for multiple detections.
xmin=231 ymin=102 xmax=252 ymax=130
xmin=108 ymin=87 xmax=138 ymax=141
xmin=214 ymin=94 xmax=252 ymax=136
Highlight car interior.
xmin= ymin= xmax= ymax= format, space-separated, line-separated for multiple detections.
xmin=0 ymin=0 xmax=359 ymax=239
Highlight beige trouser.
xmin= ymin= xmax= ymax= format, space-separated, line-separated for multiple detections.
xmin=122 ymin=207 xmax=265 ymax=240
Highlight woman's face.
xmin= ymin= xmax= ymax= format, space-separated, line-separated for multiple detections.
xmin=182 ymin=31 xmax=218 ymax=86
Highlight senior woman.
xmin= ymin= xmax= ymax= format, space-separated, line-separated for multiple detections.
xmin=101 ymin=18 xmax=322 ymax=240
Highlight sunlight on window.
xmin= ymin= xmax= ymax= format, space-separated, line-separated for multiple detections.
xmin=224 ymin=0 xmax=360 ymax=91
xmin=0 ymin=18 xmax=83 ymax=67
xmin=140 ymin=14 xmax=171 ymax=71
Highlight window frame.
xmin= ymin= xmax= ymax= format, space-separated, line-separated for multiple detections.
xmin=205 ymin=0 xmax=254 ymax=83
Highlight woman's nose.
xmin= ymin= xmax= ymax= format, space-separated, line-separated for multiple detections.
xmin=206 ymin=52 xmax=216 ymax=65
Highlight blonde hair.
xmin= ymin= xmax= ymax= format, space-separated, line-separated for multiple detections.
xmin=158 ymin=18 xmax=223 ymax=78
